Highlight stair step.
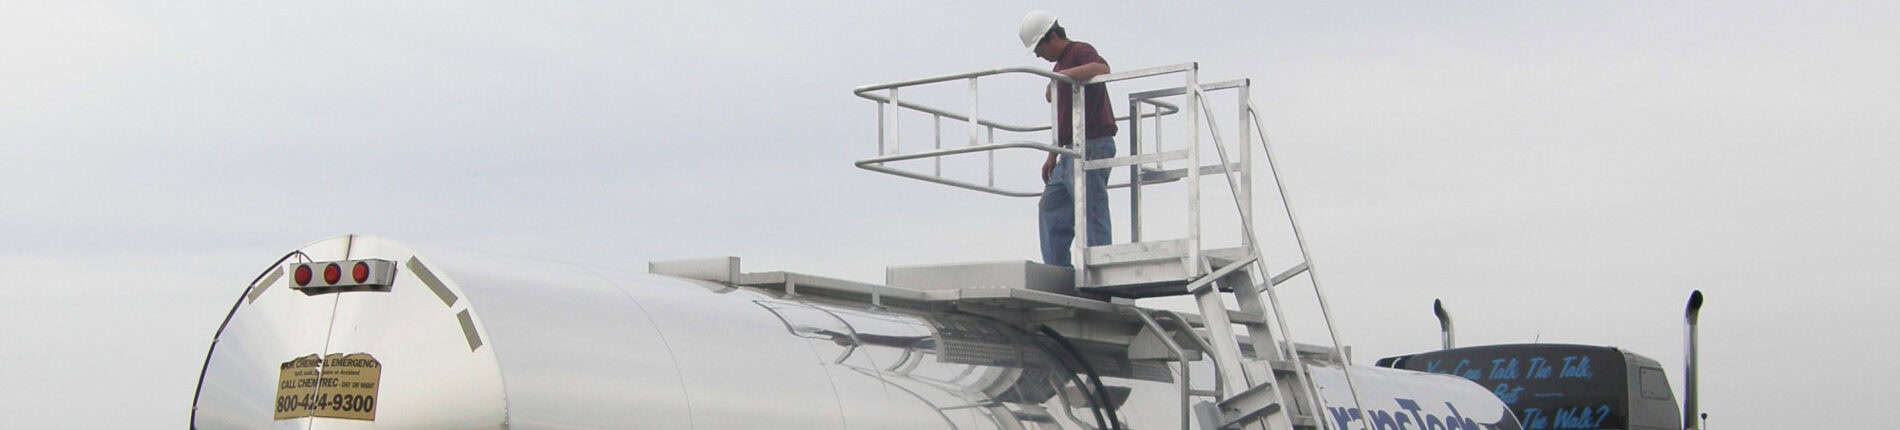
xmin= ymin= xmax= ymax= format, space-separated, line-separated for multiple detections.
xmin=1136 ymin=162 xmax=1242 ymax=184
xmin=1179 ymin=310 xmax=1266 ymax=326
xmin=1085 ymin=239 xmax=1189 ymax=266
xmin=1081 ymin=242 xmax=1256 ymax=297
xmin=1216 ymin=380 xmax=1287 ymax=429
xmin=1200 ymin=246 xmax=1253 ymax=267
xmin=1291 ymin=414 xmax=1320 ymax=429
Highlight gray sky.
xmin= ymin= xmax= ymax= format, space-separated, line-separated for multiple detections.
xmin=3 ymin=1 xmax=1896 ymax=427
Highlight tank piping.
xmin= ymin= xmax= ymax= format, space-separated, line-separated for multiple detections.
xmin=1039 ymin=325 xmax=1125 ymax=430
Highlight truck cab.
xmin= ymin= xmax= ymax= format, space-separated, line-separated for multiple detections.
xmin=1379 ymin=344 xmax=1683 ymax=430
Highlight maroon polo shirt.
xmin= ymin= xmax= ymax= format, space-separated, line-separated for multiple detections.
xmin=1053 ymin=41 xmax=1117 ymax=146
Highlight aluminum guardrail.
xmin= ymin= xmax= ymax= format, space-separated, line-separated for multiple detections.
xmin=852 ymin=64 xmax=1191 ymax=197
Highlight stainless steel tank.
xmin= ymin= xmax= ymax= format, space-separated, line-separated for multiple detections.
xmin=191 ymin=236 xmax=1520 ymax=429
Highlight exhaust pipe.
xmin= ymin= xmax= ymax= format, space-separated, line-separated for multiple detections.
xmin=1433 ymin=299 xmax=1454 ymax=350
xmin=1684 ymin=290 xmax=1704 ymax=430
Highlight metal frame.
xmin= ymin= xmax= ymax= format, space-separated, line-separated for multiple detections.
xmin=1121 ymin=78 xmax=1249 ymax=269
xmin=852 ymin=63 xmax=1373 ymax=429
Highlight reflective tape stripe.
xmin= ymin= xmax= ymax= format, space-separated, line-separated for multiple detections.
xmin=247 ymin=267 xmax=284 ymax=303
xmin=406 ymin=257 xmax=457 ymax=307
xmin=456 ymin=309 xmax=483 ymax=352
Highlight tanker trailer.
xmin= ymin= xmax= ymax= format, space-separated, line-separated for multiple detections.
xmin=195 ymin=61 xmax=1526 ymax=430
xmin=190 ymin=235 xmax=1520 ymax=429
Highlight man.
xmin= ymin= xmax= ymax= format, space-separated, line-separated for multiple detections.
xmin=1019 ymin=10 xmax=1116 ymax=268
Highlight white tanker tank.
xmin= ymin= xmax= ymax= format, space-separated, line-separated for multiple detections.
xmin=195 ymin=62 xmax=1530 ymax=429
xmin=190 ymin=236 xmax=1520 ymax=429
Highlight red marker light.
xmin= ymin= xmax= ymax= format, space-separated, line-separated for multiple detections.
xmin=352 ymin=262 xmax=370 ymax=283
xmin=294 ymin=265 xmax=313 ymax=286
xmin=323 ymin=263 xmax=342 ymax=284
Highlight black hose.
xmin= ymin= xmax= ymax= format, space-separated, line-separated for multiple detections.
xmin=1039 ymin=325 xmax=1125 ymax=430
xmin=961 ymin=314 xmax=1110 ymax=430
xmin=189 ymin=250 xmax=304 ymax=428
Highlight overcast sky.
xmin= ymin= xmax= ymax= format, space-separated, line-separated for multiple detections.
xmin=3 ymin=1 xmax=1896 ymax=427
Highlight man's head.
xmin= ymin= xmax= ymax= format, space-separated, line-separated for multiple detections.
xmin=1032 ymin=24 xmax=1068 ymax=61
xmin=1018 ymin=10 xmax=1069 ymax=62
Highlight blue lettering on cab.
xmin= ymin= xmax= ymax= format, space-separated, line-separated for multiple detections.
xmin=1492 ymin=383 xmax=1525 ymax=404
xmin=1489 ymin=358 xmax=1520 ymax=380
xmin=1526 ymin=356 xmax=1552 ymax=380
xmin=1559 ymin=356 xmax=1593 ymax=379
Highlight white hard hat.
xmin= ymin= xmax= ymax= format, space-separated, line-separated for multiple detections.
xmin=1019 ymin=10 xmax=1057 ymax=49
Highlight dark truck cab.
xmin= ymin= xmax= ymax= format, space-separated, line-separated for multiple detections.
xmin=1378 ymin=344 xmax=1682 ymax=430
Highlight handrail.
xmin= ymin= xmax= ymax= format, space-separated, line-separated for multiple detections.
xmin=855 ymin=67 xmax=1067 ymax=93
xmin=1151 ymin=310 xmax=1224 ymax=399
xmin=854 ymin=64 xmax=1199 ymax=200
xmin=851 ymin=63 xmax=1192 ymax=134
xmin=1240 ymin=91 xmax=1372 ymax=427
xmin=852 ymin=62 xmax=1195 ymax=96
xmin=858 ymin=94 xmax=1178 ymax=133
xmin=859 ymin=141 xmax=1081 ymax=163
xmin=1132 ymin=308 xmax=1193 ymax=430
xmin=855 ymin=141 xmax=1075 ymax=197
xmin=1126 ymin=78 xmax=1251 ymax=101
xmin=854 ymin=70 xmax=1182 ymax=133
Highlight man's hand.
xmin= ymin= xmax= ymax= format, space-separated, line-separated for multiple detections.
xmin=1041 ymin=153 xmax=1058 ymax=184
xmin=1045 ymin=82 xmax=1053 ymax=102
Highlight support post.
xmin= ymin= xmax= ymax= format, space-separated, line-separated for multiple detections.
xmin=876 ymin=102 xmax=886 ymax=157
xmin=1185 ymin=64 xmax=1202 ymax=276
xmin=888 ymin=88 xmax=900 ymax=154
xmin=933 ymin=114 xmax=942 ymax=176
xmin=1072 ymin=80 xmax=1090 ymax=289
xmin=987 ymin=127 xmax=996 ymax=188
xmin=1238 ymin=82 xmax=1253 ymax=245
xmin=1129 ymin=99 xmax=1143 ymax=243
xmin=967 ymin=77 xmax=980 ymax=147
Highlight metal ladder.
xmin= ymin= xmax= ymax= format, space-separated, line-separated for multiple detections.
xmin=853 ymin=63 xmax=1365 ymax=430
xmin=1095 ymin=73 xmax=1319 ymax=430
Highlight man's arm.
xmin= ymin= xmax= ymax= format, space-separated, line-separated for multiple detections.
xmin=1058 ymin=62 xmax=1110 ymax=83
xmin=1046 ymin=62 xmax=1110 ymax=102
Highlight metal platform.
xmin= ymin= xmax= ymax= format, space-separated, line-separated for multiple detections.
xmin=655 ymin=257 xmax=1125 ymax=323
xmin=652 ymin=256 xmax=1341 ymax=359
xmin=653 ymin=254 xmax=1351 ymax=429
xmin=887 ymin=260 xmax=1083 ymax=297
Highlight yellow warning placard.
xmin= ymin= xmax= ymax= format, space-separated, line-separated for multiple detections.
xmin=273 ymin=353 xmax=381 ymax=421
xmin=274 ymin=355 xmax=321 ymax=420
xmin=313 ymin=353 xmax=381 ymax=420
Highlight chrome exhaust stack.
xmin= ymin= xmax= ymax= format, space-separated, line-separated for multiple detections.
xmin=1684 ymin=290 xmax=1704 ymax=430
xmin=1433 ymin=299 xmax=1454 ymax=350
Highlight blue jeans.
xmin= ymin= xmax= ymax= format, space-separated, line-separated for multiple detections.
xmin=1040 ymin=136 xmax=1115 ymax=267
